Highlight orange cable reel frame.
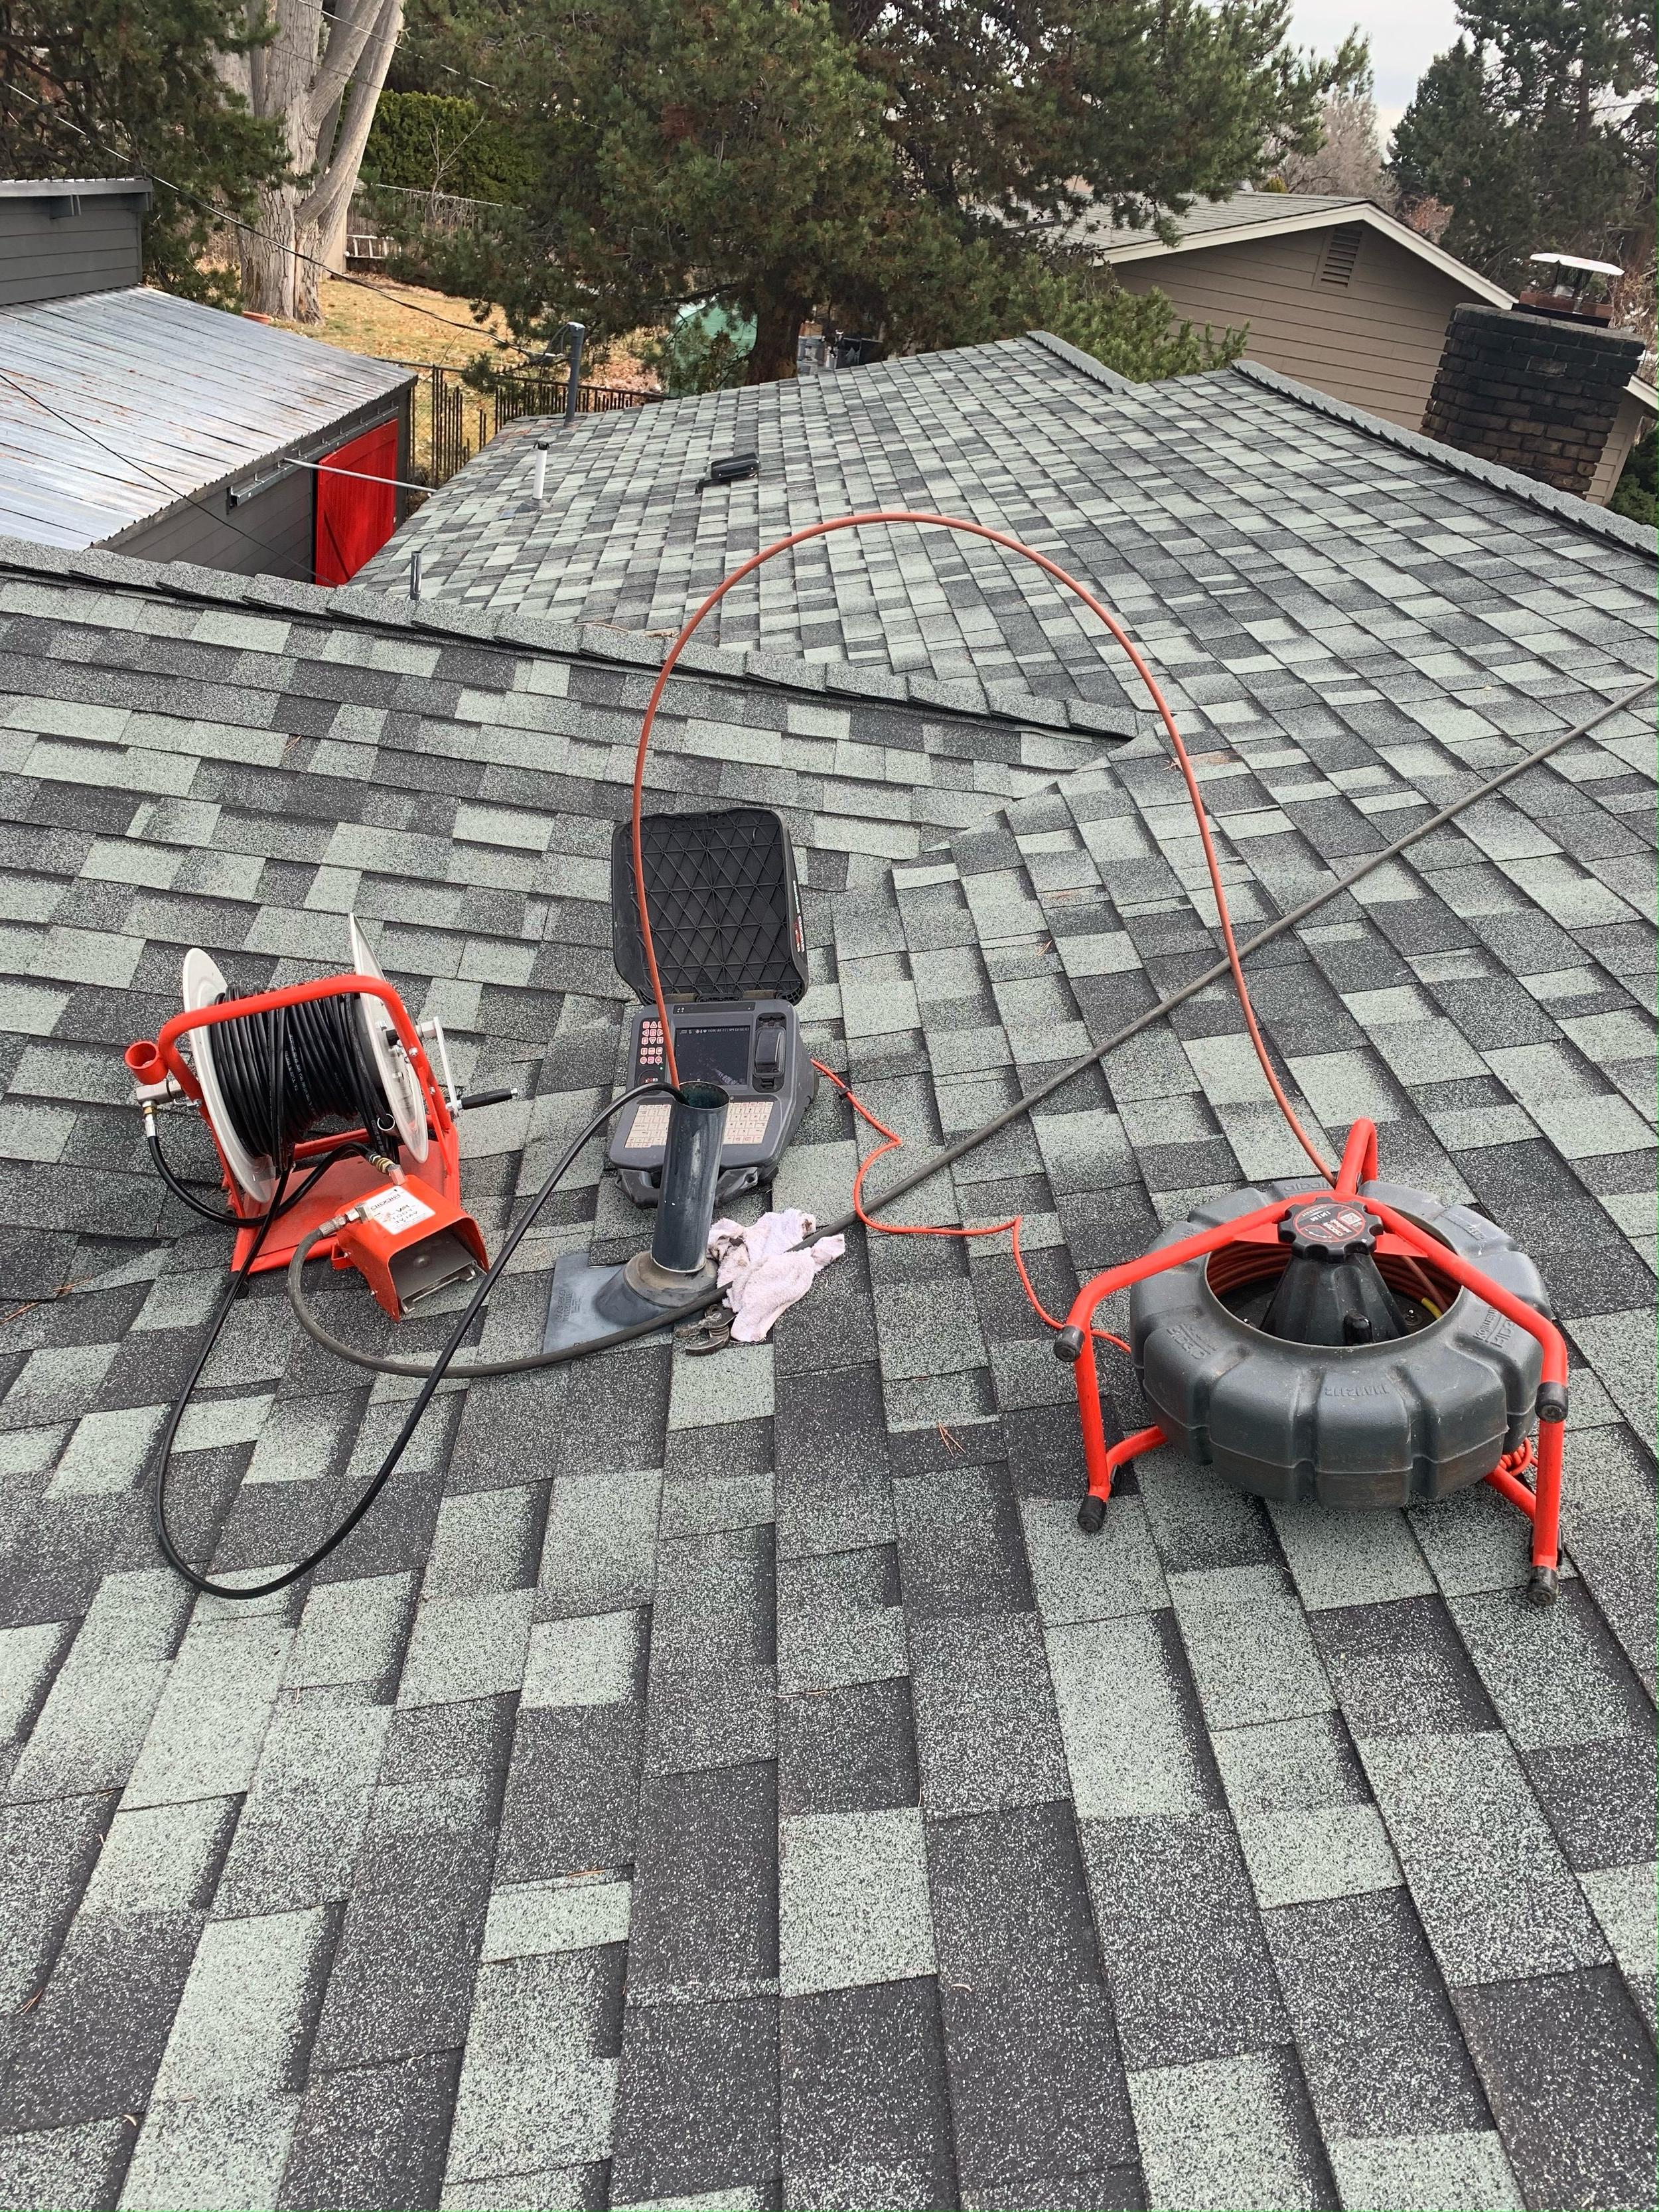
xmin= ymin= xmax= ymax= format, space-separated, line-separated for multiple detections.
xmin=126 ymin=971 xmax=477 ymax=1309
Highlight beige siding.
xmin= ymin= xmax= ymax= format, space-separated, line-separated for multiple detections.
xmin=1587 ymin=387 xmax=1652 ymax=506
xmin=1112 ymin=224 xmax=1473 ymax=431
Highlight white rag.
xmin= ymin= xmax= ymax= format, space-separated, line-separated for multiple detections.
xmin=707 ymin=1207 xmax=845 ymax=1343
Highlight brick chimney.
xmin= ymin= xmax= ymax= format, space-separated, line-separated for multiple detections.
xmin=1421 ymin=299 xmax=1644 ymax=500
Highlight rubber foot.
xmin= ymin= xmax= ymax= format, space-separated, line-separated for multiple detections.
xmin=1076 ymin=1495 xmax=1107 ymax=1535
xmin=1526 ymin=1566 xmax=1559 ymax=1609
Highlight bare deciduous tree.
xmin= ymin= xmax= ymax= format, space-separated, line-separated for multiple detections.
xmin=220 ymin=0 xmax=403 ymax=320
xmin=1277 ymin=87 xmax=1398 ymax=207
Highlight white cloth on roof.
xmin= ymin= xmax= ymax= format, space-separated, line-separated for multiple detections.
xmin=707 ymin=1207 xmax=845 ymax=1343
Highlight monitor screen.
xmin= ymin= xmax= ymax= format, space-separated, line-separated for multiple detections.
xmin=672 ymin=1021 xmax=751 ymax=1086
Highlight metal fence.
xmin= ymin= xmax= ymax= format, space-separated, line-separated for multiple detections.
xmin=394 ymin=360 xmax=661 ymax=490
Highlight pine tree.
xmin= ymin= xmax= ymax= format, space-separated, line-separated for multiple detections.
xmin=417 ymin=0 xmax=1361 ymax=384
xmin=1391 ymin=3 xmax=1654 ymax=289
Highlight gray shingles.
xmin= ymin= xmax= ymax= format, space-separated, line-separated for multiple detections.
xmin=1446 ymin=1582 xmax=1652 ymax=1749
xmin=121 ymin=2092 xmax=302 ymax=2210
xmin=1325 ymin=2132 xmax=1523 ymax=2212
xmin=0 ymin=324 xmax=1654 ymax=2212
xmin=1127 ymin=2049 xmax=1336 ymax=2211
xmin=1450 ymin=1970 xmax=1656 ymax=2212
xmin=1079 ymin=1812 xmax=1291 ymax=2069
xmin=445 ymin=1949 xmax=620 ymax=2185
xmin=152 ymin=1907 xmax=330 ymax=2098
xmin=1168 ymin=1566 xmax=1336 ymax=1730
xmin=778 ymin=1808 xmax=936 ymax=1996
xmin=907 ymin=1613 xmax=1069 ymax=1816
xmin=1357 ymin=1731 xmax=1613 ymax=1986
xmin=1264 ymin=1887 xmax=1492 ymax=2142
xmin=1046 ymin=1611 xmax=1218 ymax=1818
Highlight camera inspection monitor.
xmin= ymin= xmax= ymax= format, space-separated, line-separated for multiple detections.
xmin=606 ymin=808 xmax=817 ymax=1207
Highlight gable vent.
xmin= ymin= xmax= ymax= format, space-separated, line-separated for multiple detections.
xmin=1317 ymin=223 xmax=1363 ymax=287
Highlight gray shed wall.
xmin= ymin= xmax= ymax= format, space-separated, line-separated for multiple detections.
xmin=0 ymin=194 xmax=144 ymax=309
xmin=111 ymin=388 xmax=413 ymax=583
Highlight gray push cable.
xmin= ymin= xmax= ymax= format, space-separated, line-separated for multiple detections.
xmin=816 ymin=674 xmax=1657 ymax=1238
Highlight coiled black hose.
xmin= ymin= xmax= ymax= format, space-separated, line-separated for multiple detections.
xmin=145 ymin=990 xmax=389 ymax=1224
xmin=151 ymin=1079 xmax=683 ymax=1599
xmin=209 ymin=990 xmax=392 ymax=1163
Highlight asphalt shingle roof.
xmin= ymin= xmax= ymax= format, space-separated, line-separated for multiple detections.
xmin=0 ymin=323 xmax=1654 ymax=2212
xmin=357 ymin=335 xmax=1653 ymax=718
xmin=1066 ymin=190 xmax=1368 ymax=256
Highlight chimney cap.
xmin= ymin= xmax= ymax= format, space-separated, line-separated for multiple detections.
xmin=1528 ymin=250 xmax=1624 ymax=278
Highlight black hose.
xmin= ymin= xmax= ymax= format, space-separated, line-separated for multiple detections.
xmin=145 ymin=1122 xmax=242 ymax=1225
xmin=208 ymin=988 xmax=390 ymax=1163
xmin=153 ymin=1080 xmax=686 ymax=1597
xmin=149 ymin=1143 xmax=368 ymax=1593
xmin=145 ymin=1120 xmax=374 ymax=1229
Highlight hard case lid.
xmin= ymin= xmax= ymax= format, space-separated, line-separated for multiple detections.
xmin=610 ymin=807 xmax=809 ymax=1004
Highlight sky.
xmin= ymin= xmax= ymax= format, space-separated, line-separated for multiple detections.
xmin=1291 ymin=0 xmax=1461 ymax=139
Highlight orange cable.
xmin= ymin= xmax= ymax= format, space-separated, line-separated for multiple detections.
xmin=630 ymin=509 xmax=1333 ymax=1181
xmin=812 ymin=1056 xmax=1131 ymax=1355
xmin=627 ymin=509 xmax=1337 ymax=1357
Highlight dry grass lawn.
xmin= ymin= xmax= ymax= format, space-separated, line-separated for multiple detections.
xmin=267 ymin=276 xmax=515 ymax=370
xmin=266 ymin=275 xmax=660 ymax=388
xmin=241 ymin=272 xmax=661 ymax=484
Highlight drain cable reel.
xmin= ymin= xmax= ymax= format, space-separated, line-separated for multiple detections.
xmin=1056 ymin=1117 xmax=1568 ymax=1605
xmin=125 ymin=923 xmax=492 ymax=1310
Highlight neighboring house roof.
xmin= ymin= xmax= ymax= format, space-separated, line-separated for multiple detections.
xmin=361 ymin=332 xmax=1651 ymax=715
xmin=1075 ymin=188 xmax=1516 ymax=309
xmin=0 ymin=317 xmax=1652 ymax=2209
xmin=0 ymin=177 xmax=151 ymax=203
xmin=0 ymin=285 xmax=412 ymax=550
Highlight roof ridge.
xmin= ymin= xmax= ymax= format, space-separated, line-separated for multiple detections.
xmin=1023 ymin=329 xmax=1138 ymax=395
xmin=1232 ymin=358 xmax=1656 ymax=557
xmin=0 ymin=532 xmax=1141 ymax=741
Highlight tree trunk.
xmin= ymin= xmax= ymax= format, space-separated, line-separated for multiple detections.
xmin=233 ymin=0 xmax=402 ymax=326
xmin=243 ymin=184 xmax=301 ymax=317
xmin=319 ymin=194 xmax=353 ymax=283
xmin=746 ymin=288 xmax=809 ymax=384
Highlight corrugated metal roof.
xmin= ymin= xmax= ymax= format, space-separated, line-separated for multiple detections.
xmin=0 ymin=283 xmax=413 ymax=548
xmin=0 ymin=175 xmax=150 ymax=200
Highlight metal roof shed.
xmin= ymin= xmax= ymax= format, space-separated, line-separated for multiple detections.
xmin=0 ymin=179 xmax=415 ymax=583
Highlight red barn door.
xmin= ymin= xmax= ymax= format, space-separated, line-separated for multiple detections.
xmin=314 ymin=417 xmax=399 ymax=584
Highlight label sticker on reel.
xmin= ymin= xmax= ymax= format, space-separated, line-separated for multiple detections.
xmin=360 ymin=1184 xmax=436 ymax=1236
